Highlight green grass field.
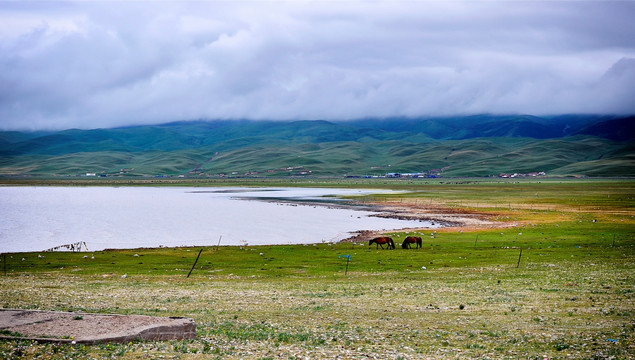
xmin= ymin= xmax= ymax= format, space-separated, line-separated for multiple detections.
xmin=3 ymin=117 xmax=634 ymax=177
xmin=0 ymin=179 xmax=633 ymax=359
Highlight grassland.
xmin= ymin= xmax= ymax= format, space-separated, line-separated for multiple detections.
xmin=2 ymin=136 xmax=632 ymax=178
xmin=0 ymin=179 xmax=633 ymax=359
xmin=2 ymin=118 xmax=633 ymax=178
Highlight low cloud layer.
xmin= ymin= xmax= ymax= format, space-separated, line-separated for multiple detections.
xmin=1 ymin=1 xmax=634 ymax=130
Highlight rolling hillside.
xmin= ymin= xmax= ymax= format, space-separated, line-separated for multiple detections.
xmin=0 ymin=115 xmax=633 ymax=178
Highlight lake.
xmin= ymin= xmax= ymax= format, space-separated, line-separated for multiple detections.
xmin=0 ymin=187 xmax=439 ymax=252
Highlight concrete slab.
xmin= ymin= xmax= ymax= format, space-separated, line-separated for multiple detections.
xmin=0 ymin=309 xmax=196 ymax=344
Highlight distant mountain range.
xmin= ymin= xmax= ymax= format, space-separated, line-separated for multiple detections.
xmin=1 ymin=115 xmax=633 ymax=178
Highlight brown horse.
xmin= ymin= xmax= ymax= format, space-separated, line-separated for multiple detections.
xmin=369 ymin=237 xmax=395 ymax=250
xmin=401 ymin=236 xmax=422 ymax=249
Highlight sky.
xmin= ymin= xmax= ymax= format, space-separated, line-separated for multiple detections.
xmin=1 ymin=1 xmax=634 ymax=130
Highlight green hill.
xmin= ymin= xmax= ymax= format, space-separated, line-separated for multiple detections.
xmin=0 ymin=116 xmax=633 ymax=178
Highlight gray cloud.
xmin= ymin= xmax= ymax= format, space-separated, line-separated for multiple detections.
xmin=1 ymin=1 xmax=634 ymax=130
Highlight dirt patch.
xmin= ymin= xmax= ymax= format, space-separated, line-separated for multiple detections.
xmin=340 ymin=200 xmax=509 ymax=243
xmin=0 ymin=309 xmax=195 ymax=344
xmin=371 ymin=200 xmax=496 ymax=225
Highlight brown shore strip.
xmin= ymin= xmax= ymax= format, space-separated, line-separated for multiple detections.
xmin=259 ymin=196 xmax=505 ymax=244
xmin=339 ymin=199 xmax=510 ymax=243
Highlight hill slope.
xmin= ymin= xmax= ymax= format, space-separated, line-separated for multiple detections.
xmin=0 ymin=115 xmax=632 ymax=177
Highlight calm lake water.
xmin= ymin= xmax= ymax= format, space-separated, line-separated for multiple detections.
xmin=0 ymin=187 xmax=438 ymax=252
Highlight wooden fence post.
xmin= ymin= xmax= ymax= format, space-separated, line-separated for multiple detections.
xmin=187 ymin=248 xmax=204 ymax=278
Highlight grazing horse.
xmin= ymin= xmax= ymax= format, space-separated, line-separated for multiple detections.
xmin=401 ymin=236 xmax=422 ymax=249
xmin=369 ymin=237 xmax=395 ymax=250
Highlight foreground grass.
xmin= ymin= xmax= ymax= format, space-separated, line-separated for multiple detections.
xmin=1 ymin=179 xmax=633 ymax=359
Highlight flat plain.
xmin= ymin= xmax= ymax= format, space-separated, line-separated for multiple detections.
xmin=0 ymin=178 xmax=633 ymax=359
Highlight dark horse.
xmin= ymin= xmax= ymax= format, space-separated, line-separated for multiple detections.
xmin=401 ymin=236 xmax=422 ymax=249
xmin=369 ymin=237 xmax=395 ymax=249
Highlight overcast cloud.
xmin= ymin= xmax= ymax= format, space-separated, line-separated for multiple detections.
xmin=1 ymin=1 xmax=634 ymax=130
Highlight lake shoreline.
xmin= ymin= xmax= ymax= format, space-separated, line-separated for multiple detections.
xmin=256 ymin=194 xmax=501 ymax=244
xmin=1 ymin=186 xmax=440 ymax=253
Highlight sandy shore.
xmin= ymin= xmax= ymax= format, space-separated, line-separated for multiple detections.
xmin=339 ymin=199 xmax=508 ymax=243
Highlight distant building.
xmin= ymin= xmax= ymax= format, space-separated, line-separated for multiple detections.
xmin=499 ymin=171 xmax=546 ymax=178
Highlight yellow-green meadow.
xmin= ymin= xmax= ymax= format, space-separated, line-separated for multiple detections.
xmin=1 ymin=179 xmax=633 ymax=359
